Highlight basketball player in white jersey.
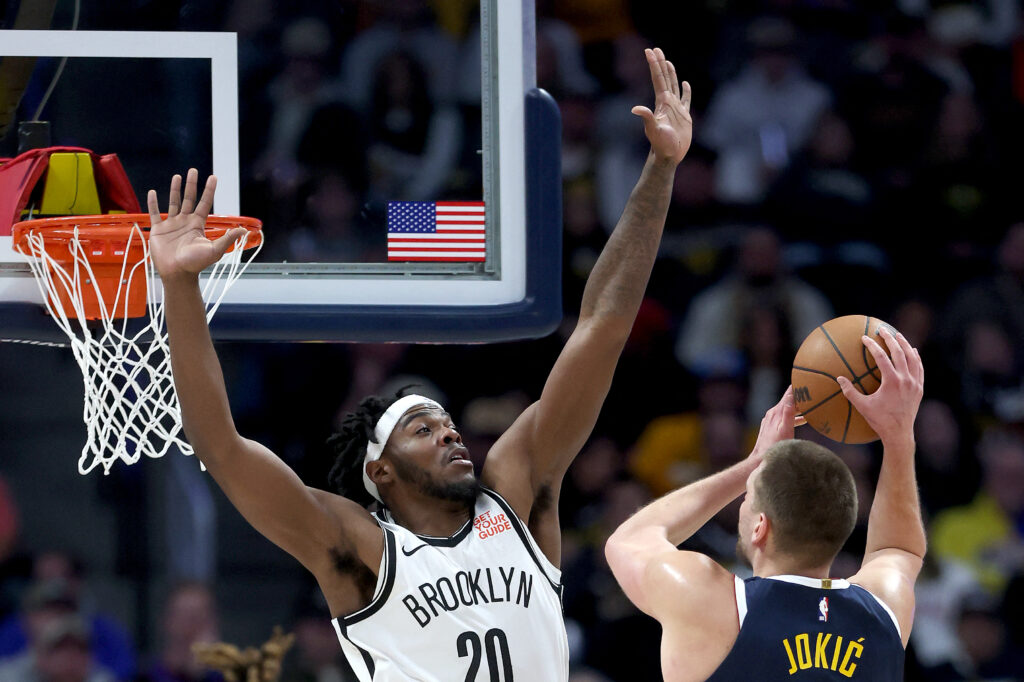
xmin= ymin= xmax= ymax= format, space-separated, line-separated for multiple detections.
xmin=146 ymin=47 xmax=692 ymax=681
xmin=605 ymin=329 xmax=925 ymax=681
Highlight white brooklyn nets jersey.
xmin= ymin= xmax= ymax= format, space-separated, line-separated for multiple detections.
xmin=332 ymin=487 xmax=569 ymax=681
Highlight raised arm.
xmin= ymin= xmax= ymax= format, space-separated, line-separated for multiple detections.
xmin=147 ymin=172 xmax=382 ymax=595
xmin=484 ymin=48 xmax=692 ymax=521
xmin=605 ymin=389 xmax=798 ymax=615
xmin=845 ymin=328 xmax=925 ymax=646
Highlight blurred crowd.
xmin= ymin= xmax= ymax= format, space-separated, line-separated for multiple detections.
xmin=3 ymin=0 xmax=1024 ymax=680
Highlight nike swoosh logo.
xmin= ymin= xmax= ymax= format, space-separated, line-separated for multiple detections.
xmin=401 ymin=543 xmax=429 ymax=556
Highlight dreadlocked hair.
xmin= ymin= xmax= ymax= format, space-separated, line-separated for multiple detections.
xmin=326 ymin=388 xmax=414 ymax=507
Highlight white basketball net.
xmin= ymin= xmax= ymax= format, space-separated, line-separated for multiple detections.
xmin=17 ymin=220 xmax=261 ymax=475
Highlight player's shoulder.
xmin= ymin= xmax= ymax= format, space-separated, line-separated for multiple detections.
xmin=644 ymin=551 xmax=737 ymax=618
xmin=309 ymin=486 xmax=378 ymax=521
xmin=308 ymin=487 xmax=386 ymax=559
xmin=849 ymin=550 xmax=922 ymax=647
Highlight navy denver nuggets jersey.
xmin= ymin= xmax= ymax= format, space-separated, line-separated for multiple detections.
xmin=706 ymin=575 xmax=903 ymax=680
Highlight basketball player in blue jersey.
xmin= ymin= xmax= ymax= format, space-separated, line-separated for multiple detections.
xmin=606 ymin=328 xmax=925 ymax=681
xmin=145 ymin=47 xmax=692 ymax=681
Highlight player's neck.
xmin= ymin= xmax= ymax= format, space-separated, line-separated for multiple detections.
xmin=753 ymin=555 xmax=833 ymax=580
xmin=387 ymin=495 xmax=475 ymax=538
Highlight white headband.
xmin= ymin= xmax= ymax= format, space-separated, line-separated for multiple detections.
xmin=363 ymin=394 xmax=444 ymax=503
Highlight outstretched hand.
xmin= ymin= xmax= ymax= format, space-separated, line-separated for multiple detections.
xmin=837 ymin=328 xmax=924 ymax=447
xmin=147 ymin=169 xmax=248 ymax=280
xmin=632 ymin=47 xmax=693 ymax=166
xmin=749 ymin=386 xmax=807 ymax=462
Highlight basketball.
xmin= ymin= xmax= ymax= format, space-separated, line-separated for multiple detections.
xmin=791 ymin=315 xmax=897 ymax=444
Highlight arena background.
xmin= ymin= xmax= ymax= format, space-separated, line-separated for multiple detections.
xmin=1 ymin=1 xmax=1023 ymax=680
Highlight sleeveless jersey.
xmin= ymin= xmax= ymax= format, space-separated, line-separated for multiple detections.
xmin=706 ymin=575 xmax=904 ymax=681
xmin=332 ymin=488 xmax=570 ymax=681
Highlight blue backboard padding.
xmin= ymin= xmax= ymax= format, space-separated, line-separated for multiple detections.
xmin=0 ymin=89 xmax=563 ymax=344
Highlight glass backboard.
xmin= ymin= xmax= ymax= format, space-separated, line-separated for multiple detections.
xmin=0 ymin=0 xmax=561 ymax=342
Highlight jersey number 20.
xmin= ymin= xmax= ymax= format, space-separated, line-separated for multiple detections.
xmin=457 ymin=628 xmax=513 ymax=681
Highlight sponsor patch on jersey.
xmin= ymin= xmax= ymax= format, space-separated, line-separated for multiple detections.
xmin=473 ymin=510 xmax=512 ymax=539
xmin=819 ymin=596 xmax=829 ymax=622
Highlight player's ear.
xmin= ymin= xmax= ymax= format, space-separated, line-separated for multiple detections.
xmin=751 ymin=512 xmax=770 ymax=547
xmin=367 ymin=459 xmax=393 ymax=486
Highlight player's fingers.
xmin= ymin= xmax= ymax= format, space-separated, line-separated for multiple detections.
xmin=167 ymin=174 xmax=182 ymax=217
xmin=211 ymin=227 xmax=248 ymax=257
xmin=195 ymin=175 xmax=218 ymax=222
xmin=779 ymin=391 xmax=796 ymax=430
xmin=794 ymin=415 xmax=807 ymax=427
xmin=836 ymin=375 xmax=866 ymax=408
xmin=892 ymin=329 xmax=921 ymax=382
xmin=878 ymin=327 xmax=909 ymax=376
xmin=181 ymin=168 xmax=199 ymax=215
xmin=911 ymin=347 xmax=925 ymax=386
xmin=657 ymin=48 xmax=674 ymax=98
xmin=631 ymin=105 xmax=655 ymax=124
xmin=779 ymin=385 xmax=795 ymax=415
xmin=862 ymin=335 xmax=896 ymax=382
xmin=645 ymin=48 xmax=667 ymax=94
xmin=681 ymin=80 xmax=692 ymax=111
xmin=147 ymin=189 xmax=161 ymax=225
xmin=664 ymin=55 xmax=680 ymax=98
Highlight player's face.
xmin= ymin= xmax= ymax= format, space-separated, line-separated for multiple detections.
xmin=386 ymin=406 xmax=478 ymax=504
xmin=736 ymin=468 xmax=759 ymax=565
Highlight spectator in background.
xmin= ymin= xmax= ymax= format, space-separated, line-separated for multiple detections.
xmin=958 ymin=319 xmax=1023 ymax=426
xmin=0 ymin=476 xmax=21 ymax=620
xmin=546 ymin=0 xmax=635 ymax=89
xmin=939 ymin=222 xmax=1024 ymax=418
xmin=913 ymin=399 xmax=981 ymax=517
xmin=281 ymin=586 xmax=355 ymax=682
xmin=561 ymin=479 xmax=660 ymax=682
xmin=0 ymin=613 xmax=115 ymax=682
xmin=629 ymin=381 xmax=751 ymax=499
xmin=910 ymin=91 xmax=1005 ymax=256
xmin=702 ymin=16 xmax=832 ymax=203
xmin=890 ymin=295 xmax=962 ymax=402
xmin=910 ymin=553 xmax=982 ymax=679
xmin=674 ymin=226 xmax=832 ymax=381
xmin=337 ymin=0 xmax=457 ymax=114
xmin=139 ymin=583 xmax=220 ymax=682
xmin=948 ymin=591 xmax=1024 ymax=680
xmin=594 ymin=33 xmax=664 ymax=232
xmin=282 ymin=171 xmax=380 ymax=263
xmin=560 ymin=436 xmax=627 ymax=532
xmin=841 ymin=13 xmax=947 ymax=194
xmin=0 ymin=554 xmax=135 ymax=681
xmin=738 ymin=305 xmax=795 ymax=425
xmin=363 ymin=51 xmax=462 ymax=204
xmin=0 ymin=479 xmax=16 ymax=573
xmin=253 ymin=17 xmax=341 ymax=189
xmin=930 ymin=429 xmax=1024 ymax=595
xmin=766 ymin=109 xmax=881 ymax=265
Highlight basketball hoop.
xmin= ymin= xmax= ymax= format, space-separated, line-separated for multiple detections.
xmin=12 ymin=213 xmax=263 ymax=474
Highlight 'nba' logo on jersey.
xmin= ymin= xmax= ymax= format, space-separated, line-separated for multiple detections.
xmin=474 ymin=510 xmax=512 ymax=539
xmin=818 ymin=597 xmax=829 ymax=622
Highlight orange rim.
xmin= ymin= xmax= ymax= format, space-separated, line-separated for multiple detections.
xmin=12 ymin=213 xmax=263 ymax=254
xmin=11 ymin=213 xmax=263 ymax=320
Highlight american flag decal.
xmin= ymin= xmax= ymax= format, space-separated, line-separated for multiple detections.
xmin=387 ymin=201 xmax=486 ymax=262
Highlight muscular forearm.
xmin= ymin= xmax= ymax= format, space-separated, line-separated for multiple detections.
xmin=163 ymin=274 xmax=240 ymax=459
xmin=579 ymin=154 xmax=675 ymax=330
xmin=864 ymin=436 xmax=927 ymax=559
xmin=613 ymin=457 xmax=758 ymax=547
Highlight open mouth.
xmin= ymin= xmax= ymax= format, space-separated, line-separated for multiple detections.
xmin=447 ymin=448 xmax=469 ymax=464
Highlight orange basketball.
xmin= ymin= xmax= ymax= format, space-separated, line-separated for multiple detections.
xmin=791 ymin=315 xmax=896 ymax=444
